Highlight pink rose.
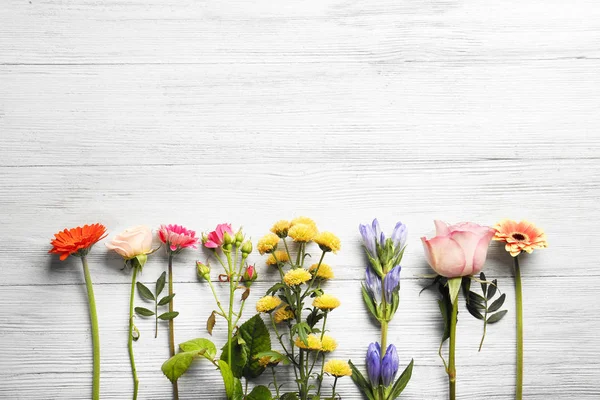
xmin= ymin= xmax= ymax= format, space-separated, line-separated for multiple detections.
xmin=204 ymin=223 xmax=233 ymax=248
xmin=421 ymin=220 xmax=495 ymax=278
xmin=106 ymin=225 xmax=153 ymax=259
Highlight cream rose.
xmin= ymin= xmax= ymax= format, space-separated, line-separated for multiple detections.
xmin=106 ymin=225 xmax=153 ymax=259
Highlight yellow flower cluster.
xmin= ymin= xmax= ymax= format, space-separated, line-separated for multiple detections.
xmin=258 ymin=355 xmax=280 ymax=367
xmin=265 ymin=250 xmax=290 ymax=266
xmin=309 ymin=263 xmax=334 ymax=280
xmin=323 ymin=359 xmax=352 ymax=377
xmin=321 ymin=334 xmax=337 ymax=352
xmin=283 ymin=268 xmax=312 ymax=286
xmin=312 ymin=294 xmax=341 ymax=311
xmin=288 ymin=224 xmax=318 ymax=243
xmin=291 ymin=216 xmax=318 ymax=230
xmin=256 ymin=296 xmax=282 ymax=313
xmin=314 ymin=231 xmax=341 ymax=253
xmin=295 ymin=334 xmax=322 ymax=351
xmin=271 ymin=220 xmax=292 ymax=238
xmin=273 ymin=305 xmax=295 ymax=323
xmin=257 ymin=233 xmax=280 ymax=255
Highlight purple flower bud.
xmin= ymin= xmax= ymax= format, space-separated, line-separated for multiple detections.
xmin=372 ymin=219 xmax=384 ymax=246
xmin=366 ymin=342 xmax=381 ymax=387
xmin=383 ymin=265 xmax=402 ymax=304
xmin=381 ymin=344 xmax=399 ymax=387
xmin=391 ymin=221 xmax=408 ymax=251
xmin=359 ymin=222 xmax=377 ymax=257
xmin=365 ymin=267 xmax=382 ymax=303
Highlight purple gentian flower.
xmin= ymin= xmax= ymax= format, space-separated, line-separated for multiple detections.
xmin=366 ymin=342 xmax=381 ymax=387
xmin=383 ymin=265 xmax=402 ymax=303
xmin=381 ymin=344 xmax=399 ymax=387
xmin=391 ymin=221 xmax=408 ymax=251
xmin=359 ymin=221 xmax=377 ymax=257
xmin=365 ymin=266 xmax=382 ymax=303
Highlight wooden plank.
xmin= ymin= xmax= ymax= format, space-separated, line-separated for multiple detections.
xmin=1 ymin=0 xmax=599 ymax=64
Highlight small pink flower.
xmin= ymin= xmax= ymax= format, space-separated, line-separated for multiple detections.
xmin=421 ymin=220 xmax=495 ymax=278
xmin=245 ymin=265 xmax=256 ymax=280
xmin=158 ymin=224 xmax=199 ymax=253
xmin=204 ymin=223 xmax=233 ymax=248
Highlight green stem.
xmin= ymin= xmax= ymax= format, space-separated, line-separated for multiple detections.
xmin=167 ymin=254 xmax=179 ymax=399
xmin=128 ymin=266 xmax=139 ymax=400
xmin=448 ymin=297 xmax=458 ymax=400
xmin=227 ymin=252 xmax=234 ymax=368
xmin=272 ymin=367 xmax=280 ymax=399
xmin=331 ymin=377 xmax=338 ymax=399
xmin=515 ymin=256 xmax=523 ymax=400
xmin=81 ymin=256 xmax=100 ymax=400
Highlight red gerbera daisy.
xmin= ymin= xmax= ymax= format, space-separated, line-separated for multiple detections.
xmin=49 ymin=223 xmax=108 ymax=260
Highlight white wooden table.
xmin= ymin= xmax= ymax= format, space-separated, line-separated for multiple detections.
xmin=1 ymin=0 xmax=599 ymax=398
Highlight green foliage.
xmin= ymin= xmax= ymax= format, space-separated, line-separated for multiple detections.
xmin=387 ymin=359 xmax=414 ymax=399
xmin=219 ymin=360 xmax=244 ymax=400
xmin=221 ymin=314 xmax=272 ymax=379
xmin=135 ymin=271 xmax=176 ymax=338
xmin=349 ymin=360 xmax=375 ymax=400
xmin=161 ymin=338 xmax=217 ymax=383
xmin=246 ymin=385 xmax=273 ymax=400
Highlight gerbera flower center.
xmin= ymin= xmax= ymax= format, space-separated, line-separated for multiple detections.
xmin=512 ymin=233 xmax=527 ymax=241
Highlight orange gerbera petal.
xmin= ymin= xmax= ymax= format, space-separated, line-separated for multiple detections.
xmin=493 ymin=219 xmax=547 ymax=257
xmin=49 ymin=223 xmax=108 ymax=260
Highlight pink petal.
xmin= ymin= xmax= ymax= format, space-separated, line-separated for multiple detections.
xmin=170 ymin=244 xmax=178 ymax=251
xmin=472 ymin=229 xmax=495 ymax=273
xmin=434 ymin=220 xmax=450 ymax=236
xmin=449 ymin=231 xmax=479 ymax=275
xmin=421 ymin=236 xmax=466 ymax=278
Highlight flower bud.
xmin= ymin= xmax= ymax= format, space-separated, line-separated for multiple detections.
xmin=223 ymin=231 xmax=234 ymax=246
xmin=201 ymin=232 xmax=208 ymax=244
xmin=235 ymin=230 xmax=244 ymax=247
xmin=366 ymin=342 xmax=381 ymax=387
xmin=196 ymin=261 xmax=211 ymax=281
xmin=381 ymin=344 xmax=399 ymax=387
xmin=241 ymin=240 xmax=253 ymax=256
xmin=243 ymin=265 xmax=258 ymax=286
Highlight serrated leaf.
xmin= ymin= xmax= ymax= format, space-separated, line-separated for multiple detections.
xmin=487 ymin=310 xmax=508 ymax=324
xmin=221 ymin=338 xmax=247 ymax=378
xmin=487 ymin=279 xmax=498 ymax=300
xmin=136 ymin=282 xmax=155 ymax=301
xmin=179 ymin=338 xmax=217 ymax=359
xmin=239 ymin=314 xmax=271 ymax=379
xmin=246 ymin=385 xmax=273 ymax=400
xmin=466 ymin=303 xmax=484 ymax=320
xmin=156 ymin=271 xmax=166 ymax=296
xmin=488 ymin=293 xmax=506 ymax=312
xmin=388 ymin=358 xmax=414 ymax=399
xmin=135 ymin=307 xmax=155 ymax=317
xmin=158 ymin=311 xmax=179 ymax=320
xmin=158 ymin=293 xmax=176 ymax=306
xmin=207 ymin=311 xmax=216 ymax=335
xmin=161 ymin=351 xmax=196 ymax=383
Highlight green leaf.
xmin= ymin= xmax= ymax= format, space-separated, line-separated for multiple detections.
xmin=136 ymin=282 xmax=155 ymax=301
xmin=239 ymin=314 xmax=271 ymax=379
xmin=158 ymin=311 xmax=179 ymax=320
xmin=486 ymin=279 xmax=498 ymax=300
xmin=179 ymin=338 xmax=217 ymax=360
xmin=156 ymin=271 xmax=167 ymax=295
xmin=246 ymin=385 xmax=273 ymax=400
xmin=487 ymin=310 xmax=508 ymax=324
xmin=158 ymin=293 xmax=176 ymax=306
xmin=488 ymin=294 xmax=506 ymax=312
xmin=388 ymin=358 xmax=414 ymax=399
xmin=447 ymin=277 xmax=461 ymax=304
xmin=254 ymin=350 xmax=291 ymax=365
xmin=461 ymin=277 xmax=471 ymax=300
xmin=219 ymin=360 xmax=244 ymax=400
xmin=361 ymin=284 xmax=378 ymax=320
xmin=468 ymin=291 xmax=486 ymax=306
xmin=161 ymin=351 xmax=196 ymax=383
xmin=466 ymin=303 xmax=484 ymax=320
xmin=479 ymin=272 xmax=487 ymax=296
xmin=280 ymin=394 xmax=299 ymax=400
xmin=135 ymin=307 xmax=155 ymax=317
xmin=348 ymin=360 xmax=375 ymax=400
xmin=437 ymin=299 xmax=450 ymax=343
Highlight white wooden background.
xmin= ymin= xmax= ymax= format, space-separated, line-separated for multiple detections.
xmin=1 ymin=0 xmax=599 ymax=398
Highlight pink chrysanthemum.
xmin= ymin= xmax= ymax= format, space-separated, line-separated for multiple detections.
xmin=204 ymin=223 xmax=233 ymax=248
xmin=158 ymin=224 xmax=199 ymax=253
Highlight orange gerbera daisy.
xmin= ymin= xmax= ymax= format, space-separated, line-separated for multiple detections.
xmin=49 ymin=223 xmax=108 ymax=260
xmin=493 ymin=219 xmax=547 ymax=257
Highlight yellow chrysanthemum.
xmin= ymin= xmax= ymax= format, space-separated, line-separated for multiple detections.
xmin=273 ymin=305 xmax=295 ymax=323
xmin=288 ymin=224 xmax=318 ymax=243
xmin=312 ymin=294 xmax=341 ymax=311
xmin=266 ymin=250 xmax=290 ymax=266
xmin=256 ymin=296 xmax=282 ymax=313
xmin=258 ymin=355 xmax=280 ymax=367
xmin=314 ymin=231 xmax=341 ymax=253
xmin=324 ymin=359 xmax=352 ymax=377
xmin=271 ymin=220 xmax=292 ymax=238
xmin=295 ymin=334 xmax=322 ymax=351
xmin=291 ymin=216 xmax=318 ymax=230
xmin=309 ymin=263 xmax=334 ymax=280
xmin=257 ymin=233 xmax=280 ymax=255
xmin=493 ymin=219 xmax=548 ymax=257
xmin=283 ymin=268 xmax=312 ymax=286
xmin=321 ymin=335 xmax=338 ymax=352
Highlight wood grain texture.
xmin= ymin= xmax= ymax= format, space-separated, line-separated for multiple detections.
xmin=1 ymin=0 xmax=599 ymax=398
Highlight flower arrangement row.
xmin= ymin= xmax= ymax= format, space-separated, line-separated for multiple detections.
xmin=48 ymin=217 xmax=547 ymax=400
